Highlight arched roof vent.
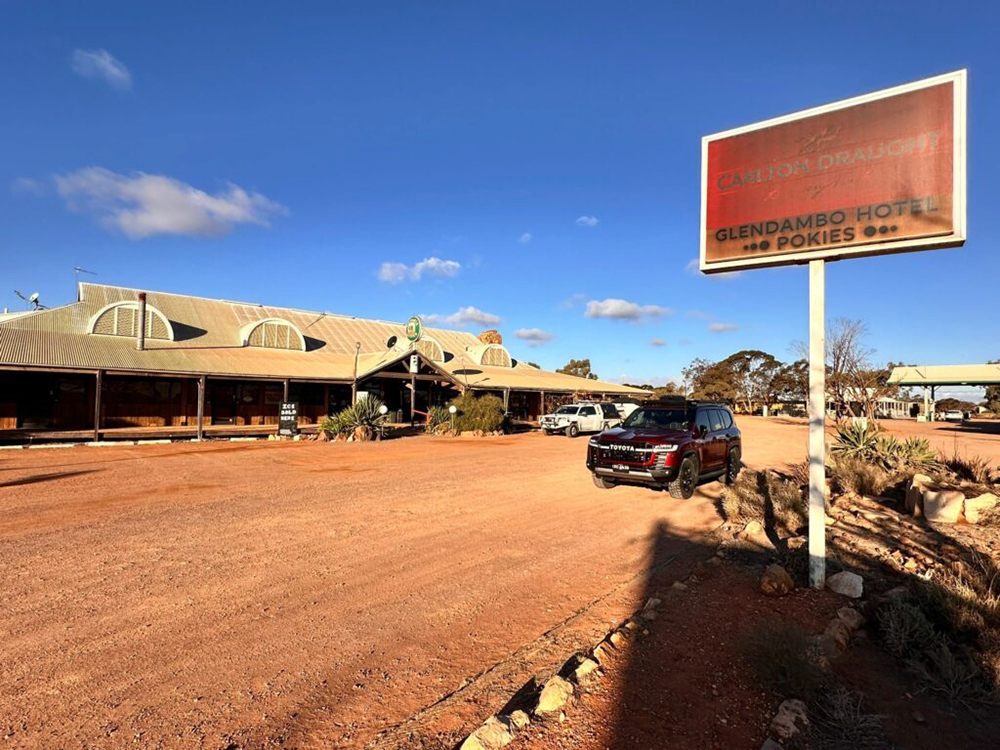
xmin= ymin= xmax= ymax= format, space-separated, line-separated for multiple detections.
xmin=415 ymin=336 xmax=444 ymax=362
xmin=240 ymin=318 xmax=306 ymax=351
xmin=89 ymin=301 xmax=174 ymax=341
xmin=468 ymin=343 xmax=512 ymax=368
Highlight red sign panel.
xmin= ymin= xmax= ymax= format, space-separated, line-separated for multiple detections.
xmin=701 ymin=71 xmax=966 ymax=272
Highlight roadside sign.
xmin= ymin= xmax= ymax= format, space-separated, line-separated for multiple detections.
xmin=278 ymin=401 xmax=299 ymax=436
xmin=701 ymin=70 xmax=966 ymax=273
xmin=405 ymin=316 xmax=423 ymax=342
xmin=409 ymin=354 xmax=419 ymax=374
xmin=699 ymin=71 xmax=968 ymax=590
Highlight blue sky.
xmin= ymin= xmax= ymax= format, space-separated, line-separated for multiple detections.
xmin=1 ymin=1 xmax=996 ymax=395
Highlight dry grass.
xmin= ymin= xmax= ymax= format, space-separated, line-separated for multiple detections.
xmin=721 ymin=470 xmax=808 ymax=534
xmin=829 ymin=456 xmax=892 ymax=498
xmin=738 ymin=616 xmax=826 ymax=700
xmin=806 ymin=686 xmax=890 ymax=750
xmin=942 ymin=452 xmax=996 ymax=485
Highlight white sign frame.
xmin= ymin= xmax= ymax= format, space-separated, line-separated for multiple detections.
xmin=700 ymin=69 xmax=967 ymax=274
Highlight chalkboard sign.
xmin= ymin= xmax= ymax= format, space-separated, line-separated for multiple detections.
xmin=278 ymin=402 xmax=299 ymax=436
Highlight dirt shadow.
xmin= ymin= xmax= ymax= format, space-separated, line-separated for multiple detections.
xmin=0 ymin=469 xmax=100 ymax=488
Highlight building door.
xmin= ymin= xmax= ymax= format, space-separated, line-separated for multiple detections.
xmin=209 ymin=382 xmax=238 ymax=425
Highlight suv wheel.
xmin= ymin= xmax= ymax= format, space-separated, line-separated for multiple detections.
xmin=542 ymin=429 xmax=554 ymax=436
xmin=668 ymin=454 xmax=699 ymax=499
xmin=724 ymin=447 xmax=742 ymax=485
xmin=566 ymin=423 xmax=579 ymax=438
xmin=592 ymin=474 xmax=616 ymax=489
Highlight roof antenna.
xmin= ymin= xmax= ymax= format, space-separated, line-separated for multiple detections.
xmin=74 ymin=266 xmax=97 ymax=286
xmin=14 ymin=290 xmax=47 ymax=310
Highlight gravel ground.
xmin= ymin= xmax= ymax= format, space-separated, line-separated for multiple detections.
xmin=1 ymin=416 xmax=994 ymax=748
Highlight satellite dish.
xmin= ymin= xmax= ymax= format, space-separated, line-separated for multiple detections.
xmin=14 ymin=290 xmax=46 ymax=310
xmin=386 ymin=335 xmax=398 ymax=348
xmin=29 ymin=293 xmax=39 ymax=303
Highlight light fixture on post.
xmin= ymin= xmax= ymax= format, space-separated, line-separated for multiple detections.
xmin=449 ymin=404 xmax=457 ymax=433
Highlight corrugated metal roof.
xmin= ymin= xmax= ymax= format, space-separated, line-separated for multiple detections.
xmin=0 ymin=283 xmax=646 ymax=395
xmin=889 ymin=364 xmax=1000 ymax=386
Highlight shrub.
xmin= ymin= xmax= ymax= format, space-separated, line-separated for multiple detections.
xmin=807 ymin=687 xmax=889 ymax=750
xmin=829 ymin=456 xmax=891 ymax=497
xmin=738 ymin=616 xmax=826 ymax=700
xmin=876 ymin=599 xmax=937 ymax=660
xmin=942 ymin=453 xmax=995 ymax=485
xmin=425 ymin=405 xmax=451 ymax=433
xmin=319 ymin=397 xmax=388 ymax=440
xmin=832 ymin=422 xmax=936 ymax=472
xmin=721 ymin=470 xmax=808 ymax=533
xmin=448 ymin=392 xmax=506 ymax=433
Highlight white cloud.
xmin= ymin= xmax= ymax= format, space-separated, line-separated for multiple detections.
xmin=685 ymin=309 xmax=713 ymax=320
xmin=424 ymin=306 xmax=501 ymax=327
xmin=378 ymin=257 xmax=461 ymax=284
xmin=686 ymin=256 xmax=742 ymax=279
xmin=515 ymin=328 xmax=554 ymax=347
xmin=585 ymin=298 xmax=672 ymax=322
xmin=576 ymin=215 xmax=600 ymax=227
xmin=649 ymin=338 xmax=666 ymax=347
xmin=708 ymin=322 xmax=739 ymax=333
xmin=71 ymin=49 xmax=132 ymax=90
xmin=558 ymin=292 xmax=586 ymax=310
xmin=10 ymin=177 xmax=46 ymax=196
xmin=518 ymin=232 xmax=532 ymax=244
xmin=54 ymin=167 xmax=286 ymax=239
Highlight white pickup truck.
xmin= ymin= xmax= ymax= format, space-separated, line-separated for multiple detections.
xmin=540 ymin=402 xmax=622 ymax=437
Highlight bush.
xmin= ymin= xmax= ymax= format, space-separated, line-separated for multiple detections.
xmin=721 ymin=470 xmax=808 ymax=533
xmin=319 ymin=397 xmax=388 ymax=440
xmin=807 ymin=687 xmax=890 ymax=750
xmin=448 ymin=392 xmax=506 ymax=433
xmin=942 ymin=453 xmax=996 ymax=485
xmin=829 ymin=456 xmax=892 ymax=497
xmin=876 ymin=599 xmax=938 ymax=660
xmin=425 ymin=405 xmax=451 ymax=434
xmin=832 ymin=421 xmax=937 ymax=472
xmin=738 ymin=616 xmax=826 ymax=700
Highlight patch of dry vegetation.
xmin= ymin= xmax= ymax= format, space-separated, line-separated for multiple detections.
xmin=828 ymin=456 xmax=893 ymax=498
xmin=721 ymin=470 xmax=808 ymax=534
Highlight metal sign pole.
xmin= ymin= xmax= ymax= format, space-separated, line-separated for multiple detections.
xmin=808 ymin=259 xmax=827 ymax=588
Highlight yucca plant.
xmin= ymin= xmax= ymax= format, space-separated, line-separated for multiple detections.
xmin=426 ymin=406 xmax=451 ymax=433
xmin=320 ymin=398 xmax=388 ymax=440
xmin=832 ymin=420 xmax=881 ymax=460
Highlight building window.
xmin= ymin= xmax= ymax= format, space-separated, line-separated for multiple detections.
xmin=89 ymin=302 xmax=174 ymax=341
xmin=241 ymin=318 xmax=306 ymax=351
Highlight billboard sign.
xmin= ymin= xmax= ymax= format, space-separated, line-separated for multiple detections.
xmin=700 ymin=70 xmax=966 ymax=273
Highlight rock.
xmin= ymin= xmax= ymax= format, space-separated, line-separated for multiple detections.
xmin=824 ymin=514 xmax=838 ymax=526
xmin=785 ymin=535 xmax=807 ymax=551
xmin=608 ymin=631 xmax=624 ymax=646
xmin=573 ymin=657 xmax=600 ymax=684
xmin=317 ymin=430 xmax=330 ymax=442
xmin=770 ymin=698 xmax=809 ymax=741
xmin=461 ymin=716 xmax=513 ymax=750
xmin=882 ymin=585 xmax=910 ymax=601
xmin=906 ymin=473 xmax=933 ymax=516
xmin=912 ymin=710 xmax=926 ymax=724
xmin=535 ymin=675 xmax=574 ymax=715
xmin=761 ymin=739 xmax=785 ymax=750
xmin=760 ymin=564 xmax=795 ymax=597
xmin=671 ymin=581 xmax=688 ymax=592
xmin=826 ymin=571 xmax=863 ymax=599
xmin=644 ymin=597 xmax=661 ymax=610
xmin=508 ymin=710 xmax=530 ymax=730
xmin=639 ymin=609 xmax=658 ymax=621
xmin=837 ymin=606 xmax=865 ymax=631
xmin=923 ymin=489 xmax=965 ymax=524
xmin=623 ymin=619 xmax=639 ymax=631
xmin=592 ymin=642 xmax=614 ymax=664
xmin=823 ymin=618 xmax=853 ymax=651
xmin=964 ymin=492 xmax=999 ymax=524
xmin=742 ymin=519 xmax=763 ymax=536
xmin=739 ymin=519 xmax=777 ymax=551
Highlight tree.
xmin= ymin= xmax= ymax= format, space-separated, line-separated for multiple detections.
xmin=557 ymin=358 xmax=598 ymax=380
xmin=986 ymin=360 xmax=1000 ymax=415
xmin=526 ymin=361 xmax=540 ymax=369
xmin=720 ymin=350 xmax=782 ymax=413
xmin=772 ymin=359 xmax=808 ymax=404
xmin=820 ymin=319 xmax=899 ymax=421
xmin=684 ymin=358 xmax=739 ymax=405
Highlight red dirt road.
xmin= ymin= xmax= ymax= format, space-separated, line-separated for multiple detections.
xmin=0 ymin=417 xmax=994 ymax=748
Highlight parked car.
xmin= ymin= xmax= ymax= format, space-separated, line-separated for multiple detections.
xmin=541 ymin=402 xmax=621 ymax=437
xmin=940 ymin=410 xmax=965 ymax=423
xmin=586 ymin=399 xmax=742 ymax=499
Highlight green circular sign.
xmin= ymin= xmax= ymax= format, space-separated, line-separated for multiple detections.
xmin=405 ymin=315 xmax=423 ymax=342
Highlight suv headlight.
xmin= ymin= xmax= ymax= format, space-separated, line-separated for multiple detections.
xmin=651 ymin=444 xmax=679 ymax=453
xmin=589 ymin=437 xmax=600 ymax=447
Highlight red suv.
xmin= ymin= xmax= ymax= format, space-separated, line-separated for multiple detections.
xmin=586 ymin=400 xmax=741 ymax=499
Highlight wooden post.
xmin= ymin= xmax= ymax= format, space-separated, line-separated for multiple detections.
xmin=93 ymin=370 xmax=103 ymax=441
xmin=540 ymin=390 xmax=545 ymax=420
xmin=410 ymin=374 xmax=416 ymax=425
xmin=808 ymin=260 xmax=826 ymax=589
xmin=283 ymin=379 xmax=290 ymax=403
xmin=323 ymin=384 xmax=330 ymax=416
xmin=197 ymin=375 xmax=206 ymax=441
